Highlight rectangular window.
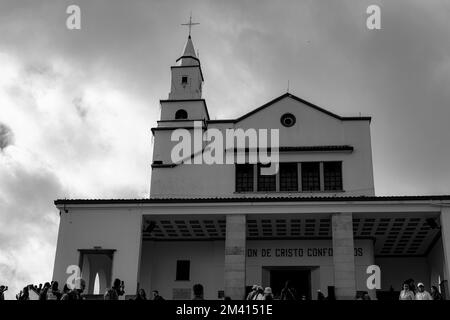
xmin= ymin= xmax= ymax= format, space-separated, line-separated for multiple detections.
xmin=280 ymin=163 xmax=298 ymax=191
xmin=324 ymin=162 xmax=343 ymax=191
xmin=302 ymin=162 xmax=320 ymax=191
xmin=176 ymin=260 xmax=190 ymax=281
xmin=257 ymin=163 xmax=276 ymax=192
xmin=181 ymin=76 xmax=188 ymax=85
xmin=235 ymin=164 xmax=254 ymax=192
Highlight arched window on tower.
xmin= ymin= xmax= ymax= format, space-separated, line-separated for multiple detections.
xmin=175 ymin=109 xmax=188 ymax=120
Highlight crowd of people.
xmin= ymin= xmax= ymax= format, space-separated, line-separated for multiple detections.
xmin=13 ymin=279 xmax=86 ymax=300
xmin=0 ymin=278 xmax=198 ymax=301
xmin=0 ymin=278 xmax=444 ymax=301
xmin=246 ymin=285 xmax=273 ymax=300
xmin=245 ymin=280 xmax=310 ymax=300
xmin=0 ymin=278 xmax=128 ymax=300
xmin=398 ymin=279 xmax=443 ymax=300
xmin=245 ymin=278 xmax=445 ymax=301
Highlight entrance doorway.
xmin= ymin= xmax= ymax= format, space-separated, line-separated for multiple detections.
xmin=265 ymin=267 xmax=311 ymax=300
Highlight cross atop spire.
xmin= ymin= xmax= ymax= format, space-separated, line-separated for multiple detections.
xmin=181 ymin=13 xmax=200 ymax=37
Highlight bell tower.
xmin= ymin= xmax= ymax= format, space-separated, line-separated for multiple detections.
xmin=151 ymin=16 xmax=210 ymax=180
xmin=157 ymin=15 xmax=209 ymax=122
xmin=169 ymin=35 xmax=203 ymax=100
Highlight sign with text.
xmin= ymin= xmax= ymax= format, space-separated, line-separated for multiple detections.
xmin=246 ymin=239 xmax=373 ymax=266
xmin=247 ymin=247 xmax=363 ymax=258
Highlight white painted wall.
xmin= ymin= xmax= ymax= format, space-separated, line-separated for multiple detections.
xmin=159 ymin=100 xmax=208 ymax=122
xmin=151 ymin=96 xmax=374 ymax=198
xmin=168 ymin=66 xmax=202 ymax=100
xmin=139 ymin=240 xmax=225 ymax=300
xmin=139 ymin=239 xmax=374 ymax=300
xmin=52 ymin=208 xmax=143 ymax=297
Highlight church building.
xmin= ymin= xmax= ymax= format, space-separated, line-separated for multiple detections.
xmin=52 ymin=32 xmax=450 ymax=300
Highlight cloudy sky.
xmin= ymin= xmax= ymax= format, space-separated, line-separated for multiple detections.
xmin=0 ymin=0 xmax=449 ymax=299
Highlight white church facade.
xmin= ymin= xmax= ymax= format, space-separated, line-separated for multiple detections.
xmin=52 ymin=34 xmax=450 ymax=300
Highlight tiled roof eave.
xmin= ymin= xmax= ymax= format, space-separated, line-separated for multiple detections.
xmin=54 ymin=195 xmax=450 ymax=206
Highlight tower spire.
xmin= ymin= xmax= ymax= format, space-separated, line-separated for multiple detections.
xmin=177 ymin=15 xmax=201 ymax=67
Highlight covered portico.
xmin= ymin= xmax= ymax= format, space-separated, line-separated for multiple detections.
xmin=54 ymin=195 xmax=450 ymax=300
xmin=139 ymin=195 xmax=449 ymax=300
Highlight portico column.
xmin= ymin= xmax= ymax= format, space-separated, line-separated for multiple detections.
xmin=331 ymin=212 xmax=356 ymax=300
xmin=224 ymin=214 xmax=246 ymax=300
xmin=440 ymin=207 xmax=450 ymax=299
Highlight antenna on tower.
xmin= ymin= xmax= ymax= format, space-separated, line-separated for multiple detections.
xmin=287 ymin=80 xmax=290 ymax=93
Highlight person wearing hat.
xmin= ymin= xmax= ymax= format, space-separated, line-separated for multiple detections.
xmin=415 ymin=283 xmax=433 ymax=300
xmin=264 ymin=287 xmax=273 ymax=301
xmin=246 ymin=285 xmax=258 ymax=300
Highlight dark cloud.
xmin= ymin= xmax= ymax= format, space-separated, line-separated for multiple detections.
xmin=0 ymin=0 xmax=449 ymax=298
xmin=0 ymin=123 xmax=14 ymax=151
xmin=0 ymin=154 xmax=67 ymax=299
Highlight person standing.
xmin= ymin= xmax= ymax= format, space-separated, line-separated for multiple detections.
xmin=246 ymin=285 xmax=258 ymax=300
xmin=415 ymin=283 xmax=433 ymax=300
xmin=152 ymin=290 xmax=165 ymax=301
xmin=47 ymin=281 xmax=62 ymax=300
xmin=17 ymin=286 xmax=30 ymax=300
xmin=252 ymin=286 xmax=264 ymax=300
xmin=135 ymin=289 xmax=147 ymax=300
xmin=280 ymin=281 xmax=298 ymax=300
xmin=61 ymin=279 xmax=86 ymax=300
xmin=0 ymin=285 xmax=7 ymax=300
xmin=60 ymin=284 xmax=70 ymax=300
xmin=104 ymin=279 xmax=125 ymax=300
xmin=317 ymin=290 xmax=326 ymax=301
xmin=399 ymin=283 xmax=415 ymax=300
xmin=405 ymin=279 xmax=417 ymax=295
xmin=431 ymin=286 xmax=443 ymax=300
xmin=39 ymin=282 xmax=51 ymax=301
xmin=263 ymin=287 xmax=273 ymax=301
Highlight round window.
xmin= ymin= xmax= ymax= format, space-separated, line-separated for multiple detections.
xmin=280 ymin=113 xmax=296 ymax=127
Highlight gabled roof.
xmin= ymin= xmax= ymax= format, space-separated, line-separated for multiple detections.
xmin=208 ymin=93 xmax=372 ymax=124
